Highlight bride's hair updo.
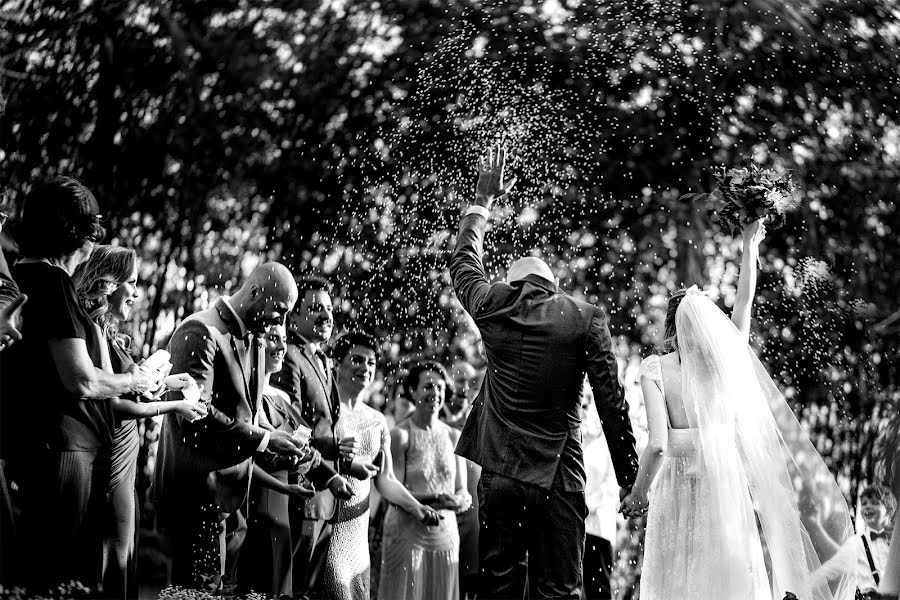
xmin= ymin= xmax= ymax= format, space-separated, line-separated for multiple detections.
xmin=662 ymin=289 xmax=689 ymax=353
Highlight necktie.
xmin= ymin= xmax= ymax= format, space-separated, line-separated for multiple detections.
xmin=248 ymin=334 xmax=263 ymax=413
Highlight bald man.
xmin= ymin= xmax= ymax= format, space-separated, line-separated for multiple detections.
xmin=155 ymin=262 xmax=313 ymax=590
xmin=450 ymin=146 xmax=638 ymax=600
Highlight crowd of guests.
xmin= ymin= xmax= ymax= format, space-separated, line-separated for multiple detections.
xmin=0 ymin=175 xmax=895 ymax=600
xmin=0 ymin=176 xmax=494 ymax=600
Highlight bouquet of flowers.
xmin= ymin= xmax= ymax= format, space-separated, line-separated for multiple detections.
xmin=711 ymin=165 xmax=800 ymax=236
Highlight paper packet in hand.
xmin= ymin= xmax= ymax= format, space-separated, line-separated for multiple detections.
xmin=292 ymin=424 xmax=312 ymax=448
xmin=140 ymin=349 xmax=170 ymax=372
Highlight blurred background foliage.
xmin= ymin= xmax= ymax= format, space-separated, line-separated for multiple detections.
xmin=2 ymin=0 xmax=899 ymax=596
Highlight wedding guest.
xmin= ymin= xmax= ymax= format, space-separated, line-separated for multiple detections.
xmin=808 ymin=484 xmax=895 ymax=596
xmin=268 ymin=276 xmax=355 ymax=596
xmin=154 ymin=262 xmax=309 ymax=590
xmin=0 ymin=177 xmax=164 ymax=588
xmin=323 ymin=332 xmax=440 ymax=600
xmin=581 ymin=385 xmax=618 ymax=600
xmin=0 ymin=204 xmax=25 ymax=352
xmin=72 ymin=244 xmax=207 ymax=598
xmin=0 ymin=202 xmax=24 ymax=585
xmin=380 ymin=361 xmax=471 ymax=600
xmin=239 ymin=323 xmax=352 ymax=597
xmin=442 ymin=359 xmax=478 ymax=430
xmin=443 ymin=359 xmax=483 ymax=599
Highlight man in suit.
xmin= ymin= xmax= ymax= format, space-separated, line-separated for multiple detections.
xmin=270 ymin=276 xmax=364 ymax=597
xmin=155 ymin=262 xmax=313 ymax=590
xmin=450 ymin=146 xmax=639 ymax=600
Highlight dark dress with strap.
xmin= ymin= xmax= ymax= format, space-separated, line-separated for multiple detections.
xmin=94 ymin=336 xmax=141 ymax=599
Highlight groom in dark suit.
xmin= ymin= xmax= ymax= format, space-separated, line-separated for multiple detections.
xmin=154 ymin=262 xmax=312 ymax=590
xmin=450 ymin=146 xmax=639 ymax=599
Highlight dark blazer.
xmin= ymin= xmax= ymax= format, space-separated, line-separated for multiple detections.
xmin=154 ymin=298 xmax=267 ymax=517
xmin=270 ymin=335 xmax=340 ymax=519
xmin=450 ymin=212 xmax=638 ymax=491
xmin=271 ymin=336 xmax=338 ymax=456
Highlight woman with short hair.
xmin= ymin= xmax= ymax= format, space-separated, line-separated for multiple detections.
xmin=0 ymin=177 xmax=164 ymax=588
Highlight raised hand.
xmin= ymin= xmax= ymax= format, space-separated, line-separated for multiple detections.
xmin=0 ymin=293 xmax=26 ymax=352
xmin=741 ymin=219 xmax=766 ymax=248
xmin=474 ymin=143 xmax=517 ymax=210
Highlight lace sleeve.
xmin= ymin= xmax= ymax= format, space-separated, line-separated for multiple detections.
xmin=639 ymin=355 xmax=663 ymax=382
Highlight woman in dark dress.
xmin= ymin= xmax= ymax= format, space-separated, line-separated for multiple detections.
xmin=238 ymin=323 xmax=316 ymax=598
xmin=0 ymin=178 xmax=165 ymax=589
xmin=72 ymin=245 xmax=206 ymax=598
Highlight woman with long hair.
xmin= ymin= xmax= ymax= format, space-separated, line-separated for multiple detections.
xmin=72 ymin=244 xmax=206 ymax=598
xmin=621 ymin=220 xmax=856 ymax=599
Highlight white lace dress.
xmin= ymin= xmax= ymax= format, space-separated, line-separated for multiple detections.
xmin=378 ymin=421 xmax=459 ymax=600
xmin=323 ymin=402 xmax=391 ymax=600
xmin=637 ymin=355 xmax=770 ymax=600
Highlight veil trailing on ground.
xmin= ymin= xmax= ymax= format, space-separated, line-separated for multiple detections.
xmin=676 ymin=292 xmax=856 ymax=600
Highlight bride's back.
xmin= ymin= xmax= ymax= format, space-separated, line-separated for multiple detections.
xmin=656 ymin=352 xmax=692 ymax=430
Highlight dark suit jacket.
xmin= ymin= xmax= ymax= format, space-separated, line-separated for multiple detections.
xmin=154 ymin=298 xmax=267 ymax=517
xmin=450 ymin=212 xmax=638 ymax=491
xmin=271 ymin=336 xmax=339 ymax=458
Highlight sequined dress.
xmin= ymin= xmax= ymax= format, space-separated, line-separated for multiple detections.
xmin=637 ymin=355 xmax=768 ymax=600
xmin=378 ymin=420 xmax=459 ymax=600
xmin=323 ymin=402 xmax=390 ymax=600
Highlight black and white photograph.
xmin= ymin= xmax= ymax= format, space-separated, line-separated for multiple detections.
xmin=0 ymin=1 xmax=898 ymax=599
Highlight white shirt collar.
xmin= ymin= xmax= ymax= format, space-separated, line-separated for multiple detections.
xmin=222 ymin=296 xmax=248 ymax=339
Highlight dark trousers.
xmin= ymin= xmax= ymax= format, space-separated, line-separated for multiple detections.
xmin=478 ymin=469 xmax=587 ymax=600
xmin=163 ymin=489 xmax=226 ymax=591
xmin=14 ymin=449 xmax=103 ymax=588
xmin=291 ymin=512 xmax=331 ymax=597
xmin=583 ymin=535 xmax=612 ymax=600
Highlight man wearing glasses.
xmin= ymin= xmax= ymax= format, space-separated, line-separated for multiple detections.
xmin=0 ymin=208 xmax=27 ymax=352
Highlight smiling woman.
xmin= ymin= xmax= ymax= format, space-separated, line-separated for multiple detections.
xmin=379 ymin=360 xmax=471 ymax=600
xmin=72 ymin=245 xmax=206 ymax=598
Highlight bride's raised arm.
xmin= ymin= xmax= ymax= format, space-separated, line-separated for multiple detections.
xmin=730 ymin=219 xmax=766 ymax=341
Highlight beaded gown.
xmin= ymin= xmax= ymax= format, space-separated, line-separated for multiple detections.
xmin=637 ymin=354 xmax=769 ymax=600
xmin=378 ymin=420 xmax=459 ymax=600
xmin=323 ymin=402 xmax=390 ymax=600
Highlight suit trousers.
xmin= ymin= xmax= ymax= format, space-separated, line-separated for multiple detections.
xmin=291 ymin=511 xmax=332 ymax=597
xmin=478 ymin=469 xmax=587 ymax=600
xmin=583 ymin=535 xmax=612 ymax=600
xmin=163 ymin=484 xmax=225 ymax=591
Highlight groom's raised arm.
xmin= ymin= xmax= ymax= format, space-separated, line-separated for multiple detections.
xmin=451 ymin=144 xmax=517 ymax=317
xmin=450 ymin=210 xmax=491 ymax=317
xmin=585 ymin=306 xmax=639 ymax=488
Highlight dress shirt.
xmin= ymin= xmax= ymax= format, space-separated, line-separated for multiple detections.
xmin=465 ymin=205 xmax=491 ymax=220
xmin=222 ymin=296 xmax=270 ymax=453
xmin=808 ymin=524 xmax=891 ymax=592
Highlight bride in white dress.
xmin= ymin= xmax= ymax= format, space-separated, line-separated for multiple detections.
xmin=621 ymin=220 xmax=857 ymax=600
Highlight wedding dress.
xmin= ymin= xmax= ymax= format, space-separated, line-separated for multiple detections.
xmin=637 ymin=292 xmax=856 ymax=600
